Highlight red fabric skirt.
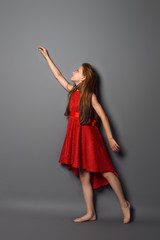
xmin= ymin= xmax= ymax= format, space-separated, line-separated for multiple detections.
xmin=59 ymin=111 xmax=119 ymax=189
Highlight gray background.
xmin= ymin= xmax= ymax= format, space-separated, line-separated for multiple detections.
xmin=0 ymin=0 xmax=160 ymax=239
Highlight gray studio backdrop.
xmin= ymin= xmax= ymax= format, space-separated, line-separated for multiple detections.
xmin=0 ymin=0 xmax=159 ymax=220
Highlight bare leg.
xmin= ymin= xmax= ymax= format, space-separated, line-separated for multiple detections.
xmin=73 ymin=169 xmax=96 ymax=222
xmin=101 ymin=172 xmax=131 ymax=224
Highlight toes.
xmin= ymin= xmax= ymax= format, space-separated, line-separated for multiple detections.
xmin=123 ymin=217 xmax=130 ymax=224
xmin=73 ymin=219 xmax=80 ymax=222
xmin=73 ymin=217 xmax=85 ymax=222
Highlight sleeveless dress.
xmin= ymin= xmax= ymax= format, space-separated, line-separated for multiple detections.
xmin=58 ymin=90 xmax=119 ymax=189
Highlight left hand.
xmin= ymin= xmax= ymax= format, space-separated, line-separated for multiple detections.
xmin=108 ymin=138 xmax=120 ymax=152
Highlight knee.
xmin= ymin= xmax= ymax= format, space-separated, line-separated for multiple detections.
xmin=101 ymin=171 xmax=113 ymax=178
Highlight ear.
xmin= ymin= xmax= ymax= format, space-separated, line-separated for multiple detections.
xmin=81 ymin=76 xmax=86 ymax=81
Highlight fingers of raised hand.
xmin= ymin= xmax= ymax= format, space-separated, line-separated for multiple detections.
xmin=38 ymin=46 xmax=46 ymax=53
xmin=38 ymin=46 xmax=44 ymax=50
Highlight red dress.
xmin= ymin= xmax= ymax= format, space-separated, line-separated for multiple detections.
xmin=58 ymin=90 xmax=119 ymax=189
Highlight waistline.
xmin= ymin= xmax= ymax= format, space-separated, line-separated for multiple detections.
xmin=69 ymin=111 xmax=96 ymax=126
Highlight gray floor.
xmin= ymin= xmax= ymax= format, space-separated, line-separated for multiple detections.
xmin=0 ymin=207 xmax=160 ymax=240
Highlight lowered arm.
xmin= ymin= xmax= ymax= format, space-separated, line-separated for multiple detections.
xmin=91 ymin=93 xmax=113 ymax=141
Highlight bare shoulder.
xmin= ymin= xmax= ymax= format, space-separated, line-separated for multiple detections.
xmin=91 ymin=93 xmax=99 ymax=106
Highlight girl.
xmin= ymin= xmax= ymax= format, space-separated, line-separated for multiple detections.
xmin=38 ymin=46 xmax=131 ymax=224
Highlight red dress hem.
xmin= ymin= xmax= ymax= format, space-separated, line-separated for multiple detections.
xmin=59 ymin=161 xmax=119 ymax=189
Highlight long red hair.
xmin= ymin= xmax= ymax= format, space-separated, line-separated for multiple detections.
xmin=64 ymin=63 xmax=99 ymax=124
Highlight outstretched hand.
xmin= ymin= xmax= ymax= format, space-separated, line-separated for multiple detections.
xmin=108 ymin=138 xmax=120 ymax=152
xmin=37 ymin=46 xmax=49 ymax=59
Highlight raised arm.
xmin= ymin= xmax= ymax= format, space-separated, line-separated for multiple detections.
xmin=38 ymin=46 xmax=73 ymax=92
xmin=91 ymin=93 xmax=120 ymax=152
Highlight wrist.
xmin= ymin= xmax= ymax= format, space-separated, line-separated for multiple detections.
xmin=45 ymin=55 xmax=50 ymax=61
xmin=108 ymin=137 xmax=113 ymax=140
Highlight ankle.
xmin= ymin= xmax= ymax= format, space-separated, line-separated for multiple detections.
xmin=87 ymin=209 xmax=95 ymax=215
xmin=120 ymin=200 xmax=128 ymax=208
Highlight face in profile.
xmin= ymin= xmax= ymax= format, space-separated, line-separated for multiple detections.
xmin=71 ymin=65 xmax=86 ymax=85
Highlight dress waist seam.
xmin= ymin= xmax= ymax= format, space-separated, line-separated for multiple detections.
xmin=69 ymin=111 xmax=96 ymax=126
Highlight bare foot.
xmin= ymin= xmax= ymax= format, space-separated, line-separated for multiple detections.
xmin=73 ymin=212 xmax=97 ymax=222
xmin=121 ymin=200 xmax=131 ymax=224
